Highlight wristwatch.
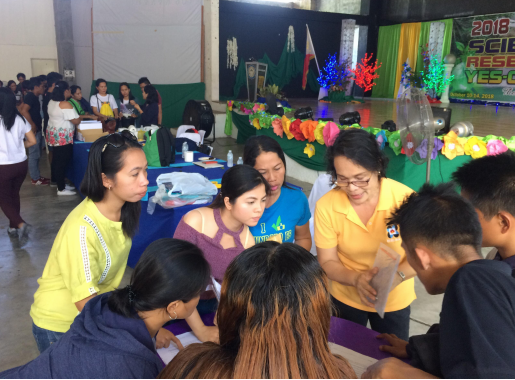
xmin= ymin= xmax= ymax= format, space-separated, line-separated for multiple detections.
xmin=397 ymin=271 xmax=406 ymax=282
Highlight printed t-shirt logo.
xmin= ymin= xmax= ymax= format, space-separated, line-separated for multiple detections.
xmin=272 ymin=215 xmax=285 ymax=231
xmin=387 ymin=224 xmax=400 ymax=239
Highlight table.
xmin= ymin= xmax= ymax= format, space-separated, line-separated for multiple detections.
xmin=165 ymin=313 xmax=393 ymax=361
xmin=70 ymin=142 xmax=227 ymax=267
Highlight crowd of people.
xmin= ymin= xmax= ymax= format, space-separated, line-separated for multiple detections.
xmin=1 ymin=71 xmax=515 ymax=378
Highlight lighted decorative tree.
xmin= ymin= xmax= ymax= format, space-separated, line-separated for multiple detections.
xmin=421 ymin=54 xmax=454 ymax=99
xmin=317 ymin=53 xmax=352 ymax=92
xmin=350 ymin=53 xmax=382 ymax=98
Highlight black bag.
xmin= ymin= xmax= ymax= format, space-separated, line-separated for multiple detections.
xmin=155 ymin=127 xmax=176 ymax=167
xmin=175 ymin=137 xmax=199 ymax=153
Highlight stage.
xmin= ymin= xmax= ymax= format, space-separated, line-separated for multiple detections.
xmin=286 ymin=98 xmax=515 ymax=138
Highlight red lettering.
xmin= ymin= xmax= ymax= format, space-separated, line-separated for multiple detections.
xmin=507 ymin=56 xmax=515 ymax=68
xmin=466 ymin=56 xmax=480 ymax=68
xmin=492 ymin=55 xmax=506 ymax=68
xmin=479 ymin=56 xmax=492 ymax=68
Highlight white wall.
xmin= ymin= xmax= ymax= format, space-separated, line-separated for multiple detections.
xmin=0 ymin=0 xmax=58 ymax=83
xmin=71 ymin=0 xmax=93 ymax=99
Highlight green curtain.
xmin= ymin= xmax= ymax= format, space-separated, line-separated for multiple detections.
xmin=230 ymin=40 xmax=320 ymax=99
xmin=416 ymin=22 xmax=431 ymax=73
xmin=372 ymin=24 xmax=401 ymax=99
xmin=89 ymin=81 xmax=205 ymax=129
xmin=440 ymin=19 xmax=453 ymax=58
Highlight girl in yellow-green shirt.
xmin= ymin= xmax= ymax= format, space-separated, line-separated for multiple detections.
xmin=30 ymin=131 xmax=149 ymax=353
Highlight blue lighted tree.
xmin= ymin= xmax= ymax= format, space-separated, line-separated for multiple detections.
xmin=317 ymin=53 xmax=351 ymax=92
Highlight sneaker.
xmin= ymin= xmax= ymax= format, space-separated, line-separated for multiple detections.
xmin=32 ymin=177 xmax=49 ymax=186
xmin=50 ymin=182 xmax=57 ymax=187
xmin=65 ymin=184 xmax=75 ymax=191
xmin=7 ymin=228 xmax=18 ymax=238
xmin=18 ymin=223 xmax=32 ymax=240
xmin=57 ymin=189 xmax=76 ymax=196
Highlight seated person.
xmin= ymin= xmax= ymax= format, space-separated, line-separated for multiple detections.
xmin=158 ymin=241 xmax=357 ymax=379
xmin=362 ymin=183 xmax=515 ymax=379
xmin=69 ymin=85 xmax=94 ymax=117
xmin=452 ymin=152 xmax=515 ymax=270
xmin=0 ymin=238 xmax=211 ymax=379
xmin=138 ymin=77 xmax=162 ymax=124
xmin=139 ymin=84 xmax=159 ymax=127
xmin=243 ymin=135 xmax=311 ymax=248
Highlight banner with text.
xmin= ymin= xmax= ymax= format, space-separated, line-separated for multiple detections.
xmin=450 ymin=13 xmax=515 ymax=103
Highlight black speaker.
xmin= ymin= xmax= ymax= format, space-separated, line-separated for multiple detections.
xmin=381 ymin=120 xmax=396 ymax=132
xmin=182 ymin=100 xmax=215 ymax=141
xmin=294 ymin=107 xmax=313 ymax=120
xmin=431 ymin=107 xmax=452 ymax=136
xmin=339 ymin=111 xmax=361 ymax=126
xmin=265 ymin=94 xmax=284 ymax=116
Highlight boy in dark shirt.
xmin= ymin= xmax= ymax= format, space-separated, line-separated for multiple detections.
xmin=452 ymin=152 xmax=515 ymax=271
xmin=362 ymin=183 xmax=515 ymax=379
xmin=20 ymin=77 xmax=49 ymax=185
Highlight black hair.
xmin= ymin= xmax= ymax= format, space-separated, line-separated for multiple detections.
xmin=51 ymin=81 xmax=70 ymax=102
xmin=119 ymin=82 xmax=135 ymax=102
xmin=28 ymin=77 xmax=42 ymax=90
xmin=94 ymin=78 xmax=108 ymax=95
xmin=46 ymin=72 xmax=62 ymax=89
xmin=138 ymin=77 xmax=151 ymax=85
xmin=7 ymin=80 xmax=16 ymax=90
xmin=243 ymin=135 xmax=292 ymax=189
xmin=0 ymin=80 xmax=3 ymax=87
xmin=108 ymin=238 xmax=211 ymax=318
xmin=38 ymin=74 xmax=47 ymax=82
xmin=80 ymin=132 xmax=144 ymax=237
xmin=452 ymin=152 xmax=515 ymax=219
xmin=326 ymin=128 xmax=388 ymax=185
xmin=70 ymin=85 xmax=81 ymax=95
xmin=17 ymin=73 xmax=26 ymax=80
xmin=0 ymin=88 xmax=26 ymax=131
xmin=209 ymin=165 xmax=270 ymax=209
xmin=388 ymin=183 xmax=482 ymax=259
xmin=21 ymin=81 xmax=31 ymax=91
xmin=143 ymin=84 xmax=158 ymax=104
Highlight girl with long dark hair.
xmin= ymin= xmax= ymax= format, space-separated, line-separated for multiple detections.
xmin=0 ymin=88 xmax=36 ymax=240
xmin=160 ymin=242 xmax=357 ymax=379
xmin=117 ymin=82 xmax=142 ymax=128
xmin=29 ymin=131 xmax=149 ymax=353
xmin=244 ymin=135 xmax=311 ymax=248
xmin=139 ymin=84 xmax=159 ymax=127
xmin=2 ymin=238 xmax=210 ymax=379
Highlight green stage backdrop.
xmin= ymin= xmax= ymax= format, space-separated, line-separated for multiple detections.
xmin=450 ymin=13 xmax=515 ymax=103
xmin=232 ymin=111 xmax=471 ymax=191
xmin=89 ymin=81 xmax=205 ymax=128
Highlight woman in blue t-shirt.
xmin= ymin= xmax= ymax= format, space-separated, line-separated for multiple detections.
xmin=243 ymin=135 xmax=311 ymax=249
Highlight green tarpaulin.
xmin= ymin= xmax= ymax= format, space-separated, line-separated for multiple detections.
xmin=231 ymin=110 xmax=471 ymax=191
xmin=89 ymin=81 xmax=205 ymax=128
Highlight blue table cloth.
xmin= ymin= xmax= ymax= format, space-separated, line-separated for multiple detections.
xmin=70 ymin=142 xmax=227 ymax=267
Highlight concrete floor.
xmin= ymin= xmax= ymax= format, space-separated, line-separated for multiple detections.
xmin=1 ymin=137 xmax=442 ymax=371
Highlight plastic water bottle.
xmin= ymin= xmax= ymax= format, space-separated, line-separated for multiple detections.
xmin=237 ymin=157 xmax=243 ymax=165
xmin=227 ymin=150 xmax=234 ymax=167
xmin=182 ymin=141 xmax=188 ymax=158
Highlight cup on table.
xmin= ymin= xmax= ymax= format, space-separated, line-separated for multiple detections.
xmin=184 ymin=151 xmax=194 ymax=162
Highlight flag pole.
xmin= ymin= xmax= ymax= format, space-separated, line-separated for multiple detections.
xmin=307 ymin=24 xmax=320 ymax=74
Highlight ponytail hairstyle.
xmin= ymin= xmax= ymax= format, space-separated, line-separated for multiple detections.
xmin=0 ymin=88 xmax=25 ymax=131
xmin=51 ymin=81 xmax=70 ymax=101
xmin=243 ymin=135 xmax=292 ymax=189
xmin=108 ymin=238 xmax=211 ymax=318
xmin=159 ymin=242 xmax=356 ymax=379
xmin=209 ymin=165 xmax=270 ymax=209
xmin=80 ymin=131 xmax=143 ymax=237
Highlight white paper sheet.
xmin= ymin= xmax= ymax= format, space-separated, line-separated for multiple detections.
xmin=157 ymin=332 xmax=201 ymax=364
xmin=328 ymin=342 xmax=378 ymax=378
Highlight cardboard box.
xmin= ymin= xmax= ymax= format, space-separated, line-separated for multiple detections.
xmin=76 ymin=127 xmax=108 ymax=142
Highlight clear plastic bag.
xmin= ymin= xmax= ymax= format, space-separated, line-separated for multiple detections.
xmin=147 ymin=173 xmax=218 ymax=214
xmin=370 ymin=243 xmax=401 ymax=318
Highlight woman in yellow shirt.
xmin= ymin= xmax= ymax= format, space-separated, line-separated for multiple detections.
xmin=315 ymin=129 xmax=416 ymax=340
xmin=30 ymin=131 xmax=149 ymax=353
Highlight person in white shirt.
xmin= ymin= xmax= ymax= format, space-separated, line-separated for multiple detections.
xmin=0 ymin=88 xmax=37 ymax=240
xmin=90 ymin=78 xmax=119 ymax=121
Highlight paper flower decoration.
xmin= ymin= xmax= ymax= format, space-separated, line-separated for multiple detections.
xmin=487 ymin=139 xmax=508 ymax=156
xmin=505 ymin=137 xmax=515 ymax=152
xmin=252 ymin=104 xmax=261 ymax=113
xmin=272 ymin=118 xmax=283 ymax=138
xmin=240 ymin=104 xmax=245 ymax=112
xmin=375 ymin=130 xmax=387 ymax=150
xmin=252 ymin=118 xmax=261 ymax=130
xmin=323 ymin=121 xmax=340 ymax=147
xmin=464 ymin=136 xmax=487 ymax=159
xmin=315 ymin=121 xmax=327 ymax=145
xmin=244 ymin=108 xmax=253 ymax=115
xmin=388 ymin=131 xmax=402 ymax=155
xmin=415 ymin=137 xmax=444 ymax=160
xmin=441 ymin=131 xmax=464 ymax=160
xmin=290 ymin=119 xmax=306 ymax=141
xmin=281 ymin=115 xmax=294 ymax=140
xmin=304 ymin=143 xmax=315 ymax=158
xmin=483 ymin=135 xmax=507 ymax=144
xmin=259 ymin=104 xmax=266 ymax=112
xmin=300 ymin=120 xmax=317 ymax=142
xmin=227 ymin=100 xmax=234 ymax=111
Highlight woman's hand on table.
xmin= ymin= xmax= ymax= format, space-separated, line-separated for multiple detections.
xmin=156 ymin=328 xmax=184 ymax=350
xmin=196 ymin=325 xmax=219 ymax=344
xmin=354 ymin=267 xmax=379 ymax=308
xmin=376 ymin=333 xmax=408 ymax=358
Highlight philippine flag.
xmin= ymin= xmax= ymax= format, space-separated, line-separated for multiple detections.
xmin=302 ymin=26 xmax=316 ymax=90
